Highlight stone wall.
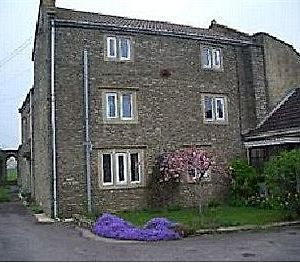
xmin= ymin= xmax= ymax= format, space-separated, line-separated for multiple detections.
xmin=31 ymin=6 xmax=53 ymax=216
xmin=255 ymin=33 xmax=300 ymax=110
xmin=18 ymin=97 xmax=31 ymax=194
xmin=52 ymin=21 xmax=251 ymax=216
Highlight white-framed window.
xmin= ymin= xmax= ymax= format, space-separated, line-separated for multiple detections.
xmin=130 ymin=153 xmax=140 ymax=183
xmin=201 ymin=48 xmax=212 ymax=69
xmin=203 ymin=95 xmax=227 ymax=123
xmin=103 ymin=90 xmax=137 ymax=123
xmin=120 ymin=93 xmax=133 ymax=120
xmin=215 ymin=97 xmax=225 ymax=121
xmin=100 ymin=151 xmax=143 ymax=188
xmin=102 ymin=154 xmax=113 ymax=185
xmin=106 ymin=36 xmax=132 ymax=61
xmin=119 ymin=38 xmax=131 ymax=60
xmin=106 ymin=93 xmax=117 ymax=119
xmin=116 ymin=153 xmax=127 ymax=184
xmin=212 ymin=49 xmax=221 ymax=69
xmin=107 ymin=37 xmax=117 ymax=58
xmin=204 ymin=96 xmax=214 ymax=121
xmin=201 ymin=47 xmax=222 ymax=70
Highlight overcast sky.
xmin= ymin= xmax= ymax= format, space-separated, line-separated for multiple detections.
xmin=0 ymin=0 xmax=299 ymax=149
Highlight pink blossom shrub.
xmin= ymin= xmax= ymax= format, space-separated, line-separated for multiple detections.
xmin=159 ymin=147 xmax=212 ymax=183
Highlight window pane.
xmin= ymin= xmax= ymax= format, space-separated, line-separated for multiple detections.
xmin=212 ymin=49 xmax=221 ymax=68
xmin=216 ymin=98 xmax=225 ymax=120
xmin=107 ymin=94 xmax=117 ymax=118
xmin=103 ymin=154 xmax=112 ymax=183
xmin=107 ymin=37 xmax=116 ymax=57
xmin=117 ymin=155 xmax=126 ymax=182
xmin=204 ymin=96 xmax=214 ymax=120
xmin=130 ymin=153 xmax=139 ymax=182
xmin=120 ymin=38 xmax=130 ymax=59
xmin=201 ymin=48 xmax=211 ymax=68
xmin=121 ymin=94 xmax=132 ymax=119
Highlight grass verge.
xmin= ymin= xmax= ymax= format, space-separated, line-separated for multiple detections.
xmin=117 ymin=206 xmax=293 ymax=232
xmin=7 ymin=168 xmax=17 ymax=181
xmin=0 ymin=185 xmax=11 ymax=202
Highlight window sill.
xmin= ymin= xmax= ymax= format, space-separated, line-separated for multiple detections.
xmin=99 ymin=184 xmax=145 ymax=190
xmin=104 ymin=57 xmax=134 ymax=63
xmin=103 ymin=119 xmax=139 ymax=125
xmin=203 ymin=120 xmax=228 ymax=125
xmin=201 ymin=67 xmax=224 ymax=72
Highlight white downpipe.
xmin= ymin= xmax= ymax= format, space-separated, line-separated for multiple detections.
xmin=51 ymin=20 xmax=58 ymax=219
xmin=29 ymin=89 xmax=34 ymax=197
xmin=83 ymin=49 xmax=92 ymax=213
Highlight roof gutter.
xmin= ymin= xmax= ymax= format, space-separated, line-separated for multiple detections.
xmin=244 ymin=137 xmax=300 ymax=148
xmin=245 ymin=128 xmax=300 ymax=140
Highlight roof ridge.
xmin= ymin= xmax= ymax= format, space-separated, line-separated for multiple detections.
xmin=55 ymin=7 xmax=209 ymax=32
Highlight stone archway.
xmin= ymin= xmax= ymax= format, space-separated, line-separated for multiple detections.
xmin=0 ymin=149 xmax=18 ymax=184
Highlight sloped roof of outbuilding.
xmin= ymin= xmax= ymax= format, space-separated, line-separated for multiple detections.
xmin=246 ymin=88 xmax=300 ymax=137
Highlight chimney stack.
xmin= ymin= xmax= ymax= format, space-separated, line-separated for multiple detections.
xmin=40 ymin=0 xmax=56 ymax=8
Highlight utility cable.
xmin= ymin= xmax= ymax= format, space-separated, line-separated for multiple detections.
xmin=0 ymin=37 xmax=32 ymax=70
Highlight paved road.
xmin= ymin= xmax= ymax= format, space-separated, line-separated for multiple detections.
xmin=1 ymin=200 xmax=300 ymax=261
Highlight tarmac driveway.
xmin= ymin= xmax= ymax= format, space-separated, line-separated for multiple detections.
xmin=1 ymin=200 xmax=300 ymax=261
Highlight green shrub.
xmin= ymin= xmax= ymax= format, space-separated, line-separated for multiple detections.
xmin=229 ymin=159 xmax=259 ymax=206
xmin=264 ymin=149 xmax=300 ymax=215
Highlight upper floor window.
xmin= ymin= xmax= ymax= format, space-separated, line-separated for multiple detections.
xmin=202 ymin=94 xmax=227 ymax=124
xmin=103 ymin=89 xmax=137 ymax=123
xmin=201 ymin=47 xmax=222 ymax=70
xmin=106 ymin=36 xmax=132 ymax=61
xmin=107 ymin=37 xmax=117 ymax=58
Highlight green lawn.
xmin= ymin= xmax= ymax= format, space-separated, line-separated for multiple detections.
xmin=118 ymin=206 xmax=290 ymax=231
xmin=0 ymin=185 xmax=10 ymax=202
xmin=7 ymin=168 xmax=17 ymax=182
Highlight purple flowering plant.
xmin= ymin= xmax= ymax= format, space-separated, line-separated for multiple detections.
xmin=92 ymin=213 xmax=181 ymax=241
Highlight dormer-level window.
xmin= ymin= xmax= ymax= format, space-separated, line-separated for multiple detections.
xmin=201 ymin=47 xmax=222 ymax=70
xmin=106 ymin=36 xmax=132 ymax=61
xmin=119 ymin=38 xmax=131 ymax=60
xmin=107 ymin=37 xmax=117 ymax=58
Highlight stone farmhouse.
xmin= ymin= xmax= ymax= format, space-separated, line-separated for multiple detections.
xmin=18 ymin=0 xmax=300 ymax=218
